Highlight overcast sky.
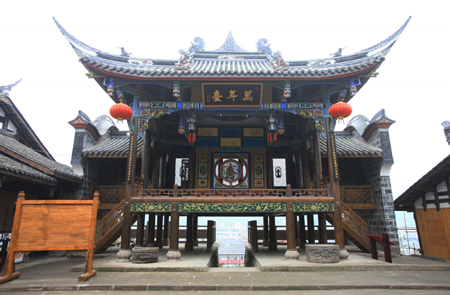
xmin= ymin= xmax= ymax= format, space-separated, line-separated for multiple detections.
xmin=1 ymin=0 xmax=449 ymax=204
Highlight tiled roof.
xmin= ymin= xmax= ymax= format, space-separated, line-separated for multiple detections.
xmin=394 ymin=154 xmax=450 ymax=212
xmin=0 ymin=153 xmax=56 ymax=183
xmin=0 ymin=132 xmax=82 ymax=181
xmin=320 ymin=132 xmax=382 ymax=157
xmin=82 ymin=131 xmax=381 ymax=158
xmin=83 ymin=136 xmax=144 ymax=157
xmin=54 ymin=17 xmax=410 ymax=80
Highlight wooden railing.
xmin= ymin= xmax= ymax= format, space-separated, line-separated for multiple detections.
xmin=134 ymin=187 xmax=329 ymax=199
xmin=93 ymin=186 xmax=125 ymax=203
xmin=340 ymin=185 xmax=374 ymax=204
xmin=95 ymin=199 xmax=125 ymax=245
xmin=340 ymin=202 xmax=370 ymax=246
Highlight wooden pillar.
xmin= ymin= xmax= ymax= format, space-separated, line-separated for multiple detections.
xmin=136 ymin=213 xmax=145 ymax=247
xmin=147 ymin=213 xmax=155 ymax=247
xmin=193 ymin=214 xmax=199 ymax=246
xmin=263 ymin=215 xmax=269 ymax=246
xmin=325 ymin=117 xmax=345 ymax=250
xmin=294 ymin=147 xmax=302 ymax=189
xmin=269 ymin=215 xmax=277 ymax=250
xmin=307 ymin=213 xmax=315 ymax=244
xmin=155 ymin=214 xmax=163 ymax=248
xmin=266 ymin=147 xmax=274 ymax=189
xmin=119 ymin=116 xmax=139 ymax=259
xmin=298 ymin=213 xmax=306 ymax=249
xmin=167 ymin=203 xmax=181 ymax=260
xmin=152 ymin=142 xmax=160 ymax=188
xmin=141 ymin=130 xmax=151 ymax=189
xmin=318 ymin=213 xmax=327 ymax=244
xmin=302 ymin=140 xmax=310 ymax=188
xmin=163 ymin=214 xmax=170 ymax=246
xmin=285 ymin=203 xmax=299 ymax=259
xmin=185 ymin=214 xmax=194 ymax=251
xmin=188 ymin=146 xmax=196 ymax=189
xmin=159 ymin=146 xmax=167 ymax=188
xmin=313 ymin=131 xmax=322 ymax=188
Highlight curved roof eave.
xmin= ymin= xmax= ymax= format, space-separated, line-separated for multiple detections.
xmin=54 ymin=16 xmax=410 ymax=79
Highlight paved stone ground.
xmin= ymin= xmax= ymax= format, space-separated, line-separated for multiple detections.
xmin=1 ymin=245 xmax=449 ymax=293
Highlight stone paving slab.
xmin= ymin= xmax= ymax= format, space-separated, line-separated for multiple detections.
xmin=71 ymin=246 xmax=214 ymax=272
xmin=1 ymin=245 xmax=450 ymax=293
xmin=249 ymin=245 xmax=450 ymax=272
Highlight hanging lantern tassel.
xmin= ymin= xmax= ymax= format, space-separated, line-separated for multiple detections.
xmin=329 ymin=102 xmax=353 ymax=124
xmin=274 ymin=133 xmax=278 ymax=142
xmin=193 ymin=132 xmax=196 ymax=143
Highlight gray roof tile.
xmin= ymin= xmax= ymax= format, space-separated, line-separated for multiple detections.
xmin=0 ymin=153 xmax=56 ymax=183
xmin=0 ymin=133 xmax=82 ymax=181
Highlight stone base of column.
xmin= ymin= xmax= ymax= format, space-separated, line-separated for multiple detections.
xmin=185 ymin=242 xmax=194 ymax=251
xmin=299 ymin=241 xmax=306 ymax=249
xmin=269 ymin=243 xmax=277 ymax=251
xmin=116 ymin=249 xmax=132 ymax=262
xmin=285 ymin=249 xmax=300 ymax=260
xmin=163 ymin=239 xmax=169 ymax=246
xmin=340 ymin=249 xmax=350 ymax=259
xmin=193 ymin=239 xmax=199 ymax=246
xmin=263 ymin=239 xmax=269 ymax=246
xmin=166 ymin=250 xmax=182 ymax=260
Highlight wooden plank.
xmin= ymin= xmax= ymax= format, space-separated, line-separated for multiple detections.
xmin=0 ymin=193 xmax=99 ymax=284
xmin=415 ymin=208 xmax=450 ymax=261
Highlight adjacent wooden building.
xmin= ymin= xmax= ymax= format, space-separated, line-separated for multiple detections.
xmin=56 ymin=17 xmax=410 ymax=260
xmin=0 ymin=83 xmax=82 ymax=234
xmin=395 ymin=123 xmax=450 ymax=261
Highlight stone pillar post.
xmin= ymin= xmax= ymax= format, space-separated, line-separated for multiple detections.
xmin=155 ymin=214 xmax=163 ymax=248
xmin=263 ymin=215 xmax=269 ymax=246
xmin=185 ymin=214 xmax=194 ymax=251
xmin=163 ymin=214 xmax=170 ymax=246
xmin=147 ymin=213 xmax=155 ymax=247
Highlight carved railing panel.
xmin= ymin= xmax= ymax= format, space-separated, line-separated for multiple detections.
xmin=340 ymin=185 xmax=374 ymax=205
xmin=94 ymin=186 xmax=125 ymax=203
xmin=95 ymin=199 xmax=125 ymax=244
xmin=135 ymin=188 xmax=329 ymax=199
xmin=340 ymin=202 xmax=370 ymax=243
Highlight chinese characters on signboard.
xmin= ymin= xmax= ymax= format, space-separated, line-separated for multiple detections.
xmin=202 ymin=83 xmax=263 ymax=108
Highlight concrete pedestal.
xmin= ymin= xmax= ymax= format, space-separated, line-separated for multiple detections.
xmin=166 ymin=250 xmax=182 ymax=260
xmin=132 ymin=247 xmax=159 ymax=264
xmin=305 ymin=244 xmax=339 ymax=263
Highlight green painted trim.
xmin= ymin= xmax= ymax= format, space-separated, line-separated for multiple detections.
xmin=179 ymin=202 xmax=286 ymax=213
xmin=131 ymin=202 xmax=172 ymax=212
xmin=293 ymin=202 xmax=335 ymax=212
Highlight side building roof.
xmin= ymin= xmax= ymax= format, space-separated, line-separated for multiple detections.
xmin=0 ymin=130 xmax=82 ymax=182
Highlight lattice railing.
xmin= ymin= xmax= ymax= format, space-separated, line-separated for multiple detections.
xmin=340 ymin=185 xmax=374 ymax=205
xmin=135 ymin=188 xmax=329 ymax=198
xmin=93 ymin=186 xmax=125 ymax=203
xmin=95 ymin=199 xmax=125 ymax=244
xmin=341 ymin=202 xmax=370 ymax=243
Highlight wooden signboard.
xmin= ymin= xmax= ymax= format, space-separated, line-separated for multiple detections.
xmin=202 ymin=83 xmax=263 ymax=108
xmin=0 ymin=191 xmax=99 ymax=284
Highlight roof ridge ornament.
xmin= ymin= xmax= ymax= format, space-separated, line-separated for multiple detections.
xmin=175 ymin=50 xmax=191 ymax=70
xmin=214 ymin=31 xmax=246 ymax=52
xmin=271 ymin=51 xmax=289 ymax=71
xmin=118 ymin=47 xmax=131 ymax=57
xmin=189 ymin=37 xmax=206 ymax=54
xmin=256 ymin=38 xmax=272 ymax=55
xmin=0 ymin=79 xmax=22 ymax=96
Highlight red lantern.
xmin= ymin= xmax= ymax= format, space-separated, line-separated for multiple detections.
xmin=109 ymin=103 xmax=133 ymax=122
xmin=329 ymin=102 xmax=352 ymax=121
